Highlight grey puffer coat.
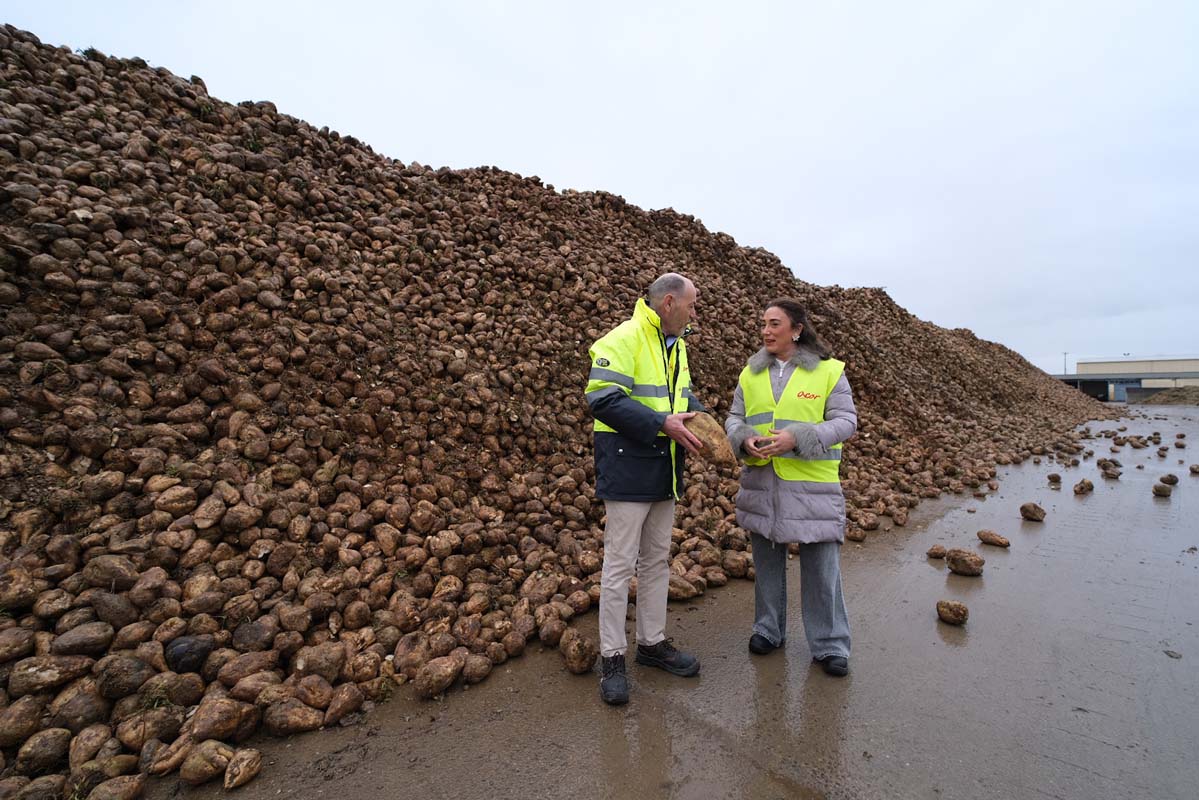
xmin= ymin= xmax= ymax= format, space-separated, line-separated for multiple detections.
xmin=724 ymin=345 xmax=858 ymax=544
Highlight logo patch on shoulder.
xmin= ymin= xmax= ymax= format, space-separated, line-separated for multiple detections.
xmin=596 ymin=358 xmax=610 ymax=367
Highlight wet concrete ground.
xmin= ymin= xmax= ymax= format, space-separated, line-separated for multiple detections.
xmin=151 ymin=406 xmax=1199 ymax=800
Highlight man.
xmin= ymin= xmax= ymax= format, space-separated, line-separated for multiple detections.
xmin=585 ymin=272 xmax=705 ymax=706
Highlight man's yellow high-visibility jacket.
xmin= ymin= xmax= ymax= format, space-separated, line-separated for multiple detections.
xmin=585 ymin=298 xmax=704 ymax=501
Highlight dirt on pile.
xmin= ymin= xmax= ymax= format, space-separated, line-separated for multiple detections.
xmin=1140 ymin=386 xmax=1199 ymax=405
xmin=0 ymin=25 xmax=1115 ymax=796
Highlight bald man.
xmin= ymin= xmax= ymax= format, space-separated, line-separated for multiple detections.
xmin=584 ymin=272 xmax=706 ymax=705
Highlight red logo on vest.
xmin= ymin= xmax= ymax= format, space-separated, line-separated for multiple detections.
xmin=796 ymin=391 xmax=823 ymax=400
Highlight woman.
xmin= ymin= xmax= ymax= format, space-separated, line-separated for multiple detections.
xmin=725 ymin=298 xmax=858 ymax=676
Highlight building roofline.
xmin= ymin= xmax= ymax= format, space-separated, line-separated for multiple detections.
xmin=1051 ymin=372 xmax=1199 ymax=380
xmin=1076 ymin=355 xmax=1199 ymax=364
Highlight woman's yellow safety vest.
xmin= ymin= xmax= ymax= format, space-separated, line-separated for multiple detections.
xmin=739 ymin=357 xmax=845 ymax=483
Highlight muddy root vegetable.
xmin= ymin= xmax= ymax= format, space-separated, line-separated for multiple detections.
xmin=323 ymin=684 xmax=365 ymax=726
xmin=559 ymin=628 xmax=599 ymax=675
xmin=462 ymin=654 xmax=493 ymax=684
xmin=936 ymin=600 xmax=969 ymax=625
xmin=180 ymin=740 xmax=234 ymax=786
xmin=15 ymin=728 xmax=71 ymax=775
xmin=85 ymin=774 xmax=145 ymax=800
xmin=976 ymin=530 xmax=1010 ymax=548
xmin=945 ymin=549 xmax=985 ymax=577
xmin=414 ymin=656 xmax=463 ymax=699
xmin=1019 ymin=502 xmax=1046 ymax=522
xmin=683 ymin=412 xmax=737 ymax=467
xmin=224 ymin=748 xmax=263 ymax=790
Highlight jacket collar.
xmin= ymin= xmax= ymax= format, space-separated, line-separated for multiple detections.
xmin=748 ymin=344 xmax=822 ymax=374
xmin=633 ymin=297 xmax=664 ymax=334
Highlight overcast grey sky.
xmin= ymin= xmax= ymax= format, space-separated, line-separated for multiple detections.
xmin=10 ymin=1 xmax=1198 ymax=374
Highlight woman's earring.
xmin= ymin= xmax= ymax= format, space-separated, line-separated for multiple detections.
xmin=792 ymin=336 xmax=800 ymax=342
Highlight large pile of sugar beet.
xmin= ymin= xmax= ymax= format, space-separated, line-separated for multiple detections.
xmin=0 ymin=25 xmax=1113 ymax=798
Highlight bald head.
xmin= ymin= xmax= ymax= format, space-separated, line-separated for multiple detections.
xmin=647 ymin=272 xmax=698 ymax=336
xmin=647 ymin=273 xmax=692 ymax=309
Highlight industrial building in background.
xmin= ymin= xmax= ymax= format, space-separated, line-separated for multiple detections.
xmin=1054 ymin=356 xmax=1199 ymax=402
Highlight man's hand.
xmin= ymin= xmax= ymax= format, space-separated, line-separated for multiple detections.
xmin=661 ymin=412 xmax=702 ymax=455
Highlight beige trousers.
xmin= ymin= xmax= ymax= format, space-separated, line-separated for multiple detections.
xmin=599 ymin=499 xmax=675 ymax=657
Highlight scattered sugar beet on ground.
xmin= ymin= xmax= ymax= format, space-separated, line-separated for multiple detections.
xmin=0 ymin=25 xmax=1117 ymax=796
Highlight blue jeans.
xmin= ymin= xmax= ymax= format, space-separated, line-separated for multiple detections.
xmin=750 ymin=533 xmax=851 ymax=659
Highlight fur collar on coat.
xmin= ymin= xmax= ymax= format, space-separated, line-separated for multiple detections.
xmin=747 ymin=343 xmax=824 ymax=374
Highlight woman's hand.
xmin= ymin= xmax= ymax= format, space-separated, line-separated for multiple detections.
xmin=743 ymin=436 xmax=769 ymax=459
xmin=745 ymin=429 xmax=795 ymax=459
xmin=756 ymin=428 xmax=796 ymax=458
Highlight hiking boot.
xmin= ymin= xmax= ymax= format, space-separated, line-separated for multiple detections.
xmin=635 ymin=638 xmax=700 ymax=677
xmin=599 ymin=654 xmax=629 ymax=705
